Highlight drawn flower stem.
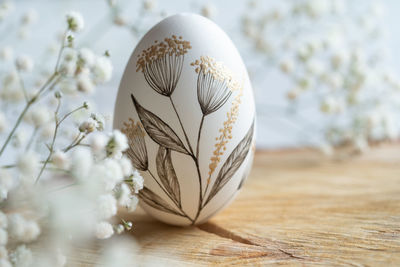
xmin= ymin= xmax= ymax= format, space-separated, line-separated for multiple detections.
xmin=148 ymin=169 xmax=194 ymax=223
xmin=168 ymin=96 xmax=194 ymax=156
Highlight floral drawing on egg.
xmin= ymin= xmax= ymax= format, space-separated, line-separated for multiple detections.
xmin=122 ymin=34 xmax=255 ymax=225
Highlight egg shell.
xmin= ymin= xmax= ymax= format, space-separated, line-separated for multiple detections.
xmin=114 ymin=13 xmax=256 ymax=226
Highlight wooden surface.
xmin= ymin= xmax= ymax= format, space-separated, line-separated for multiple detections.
xmin=76 ymin=145 xmax=400 ymax=266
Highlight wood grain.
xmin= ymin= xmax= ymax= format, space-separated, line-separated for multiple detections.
xmin=75 ymin=144 xmax=400 ymax=266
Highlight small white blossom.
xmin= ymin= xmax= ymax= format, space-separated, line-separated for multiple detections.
xmin=51 ymin=150 xmax=70 ymax=169
xmin=8 ymin=214 xmax=40 ymax=243
xmin=101 ymin=159 xmax=123 ymax=190
xmin=279 ymin=59 xmax=294 ymax=74
xmin=63 ymin=48 xmax=77 ymax=62
xmin=201 ymin=3 xmax=217 ymax=18
xmin=93 ymin=56 xmax=113 ymax=83
xmin=21 ymin=9 xmax=38 ymax=25
xmin=29 ymin=106 xmax=51 ymax=128
xmin=106 ymin=130 xmax=128 ymax=157
xmin=117 ymin=183 xmax=131 ymax=207
xmin=127 ymin=195 xmax=139 ymax=212
xmin=95 ymin=222 xmax=114 ymax=239
xmin=15 ymin=55 xmax=34 ymax=72
xmin=79 ymin=48 xmax=95 ymax=66
xmin=119 ymin=157 xmax=132 ymax=177
xmin=97 ymin=194 xmax=117 ymax=219
xmin=79 ymin=118 xmax=97 ymax=134
xmin=16 ymin=151 xmax=39 ymax=177
xmin=66 ymin=11 xmax=84 ymax=32
xmin=0 ymin=46 xmax=13 ymax=61
xmin=143 ymin=0 xmax=156 ymax=11
xmin=70 ymin=148 xmax=93 ymax=180
xmin=0 ymin=169 xmax=13 ymax=201
xmin=77 ymin=74 xmax=95 ymax=94
xmin=39 ymin=123 xmax=55 ymax=140
xmin=9 ymin=245 xmax=33 ymax=267
xmin=131 ymin=170 xmax=144 ymax=194
xmin=59 ymin=61 xmax=76 ymax=76
xmin=90 ymin=132 xmax=108 ymax=155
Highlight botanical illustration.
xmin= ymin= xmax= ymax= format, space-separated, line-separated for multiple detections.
xmin=124 ymin=35 xmax=254 ymax=224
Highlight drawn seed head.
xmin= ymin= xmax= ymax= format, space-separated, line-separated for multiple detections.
xmin=136 ymin=35 xmax=192 ymax=96
xmin=121 ymin=118 xmax=148 ymax=171
xmin=192 ymin=56 xmax=239 ymax=115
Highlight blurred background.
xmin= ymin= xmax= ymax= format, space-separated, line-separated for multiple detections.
xmin=2 ymin=0 xmax=400 ymax=150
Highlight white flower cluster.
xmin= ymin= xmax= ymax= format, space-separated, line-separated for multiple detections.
xmin=243 ymin=0 xmax=400 ymax=153
xmin=0 ymin=9 xmax=143 ymax=266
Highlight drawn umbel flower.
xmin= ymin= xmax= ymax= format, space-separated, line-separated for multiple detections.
xmin=121 ymin=118 xmax=148 ymax=171
xmin=136 ymin=35 xmax=191 ymax=96
xmin=191 ymin=56 xmax=240 ymax=115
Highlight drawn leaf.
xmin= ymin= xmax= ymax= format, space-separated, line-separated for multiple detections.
xmin=139 ymin=187 xmax=183 ymax=216
xmin=205 ymin=120 xmax=255 ymax=205
xmin=156 ymin=146 xmax=181 ymax=206
xmin=131 ymin=94 xmax=189 ymax=155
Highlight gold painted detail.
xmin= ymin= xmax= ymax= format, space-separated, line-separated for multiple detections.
xmin=191 ymin=56 xmax=241 ymax=92
xmin=136 ymin=35 xmax=192 ymax=72
xmin=208 ymin=85 xmax=244 ymax=177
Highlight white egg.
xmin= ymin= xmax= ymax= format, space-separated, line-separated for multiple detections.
xmin=114 ymin=13 xmax=255 ymax=226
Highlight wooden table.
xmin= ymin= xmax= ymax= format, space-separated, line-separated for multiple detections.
xmin=73 ymin=145 xmax=400 ymax=266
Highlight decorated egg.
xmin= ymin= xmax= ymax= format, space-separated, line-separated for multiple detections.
xmin=113 ymin=13 xmax=255 ymax=226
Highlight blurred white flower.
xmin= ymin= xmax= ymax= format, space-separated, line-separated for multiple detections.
xmin=16 ymin=151 xmax=39 ymax=177
xmin=0 ymin=169 xmax=13 ymax=201
xmin=29 ymin=106 xmax=52 ymax=128
xmin=51 ymin=150 xmax=70 ymax=169
xmin=9 ymin=245 xmax=33 ymax=267
xmin=93 ymin=56 xmax=113 ymax=83
xmin=21 ymin=9 xmax=38 ymax=25
xmin=106 ymin=130 xmax=128 ymax=157
xmin=119 ymin=157 xmax=132 ymax=177
xmin=15 ymin=55 xmax=34 ymax=72
xmin=0 ymin=46 xmax=13 ymax=61
xmin=279 ymin=59 xmax=294 ymax=74
xmin=97 ymin=194 xmax=117 ymax=219
xmin=77 ymin=74 xmax=95 ymax=94
xmin=79 ymin=118 xmax=97 ymax=134
xmin=95 ymin=222 xmax=114 ymax=239
xmin=79 ymin=48 xmax=95 ymax=67
xmin=127 ymin=195 xmax=139 ymax=212
xmin=8 ymin=214 xmax=40 ymax=243
xmin=0 ymin=211 xmax=8 ymax=228
xmin=66 ymin=11 xmax=84 ymax=32
xmin=143 ymin=0 xmax=156 ymax=11
xmin=131 ymin=170 xmax=144 ymax=194
xmin=201 ymin=3 xmax=217 ymax=18
xmin=90 ymin=132 xmax=108 ymax=155
xmin=70 ymin=148 xmax=93 ymax=179
xmin=59 ymin=61 xmax=76 ymax=77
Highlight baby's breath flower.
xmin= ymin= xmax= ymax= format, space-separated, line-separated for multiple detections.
xmin=15 ymin=54 xmax=34 ymax=72
xmin=8 ymin=214 xmax=40 ymax=243
xmin=51 ymin=150 xmax=70 ymax=169
xmin=106 ymin=130 xmax=128 ymax=158
xmin=95 ymin=221 xmax=114 ymax=239
xmin=0 ymin=46 xmax=13 ymax=61
xmin=118 ymin=156 xmax=132 ymax=177
xmin=77 ymin=74 xmax=95 ymax=94
xmin=127 ymin=195 xmax=139 ymax=212
xmin=0 ymin=169 xmax=13 ymax=201
xmin=59 ymin=61 xmax=76 ymax=77
xmin=0 ymin=211 xmax=8 ymax=228
xmin=66 ymin=11 xmax=84 ymax=32
xmin=130 ymin=170 xmax=144 ymax=194
xmin=16 ymin=151 xmax=39 ymax=177
xmin=79 ymin=118 xmax=97 ymax=134
xmin=143 ymin=0 xmax=156 ymax=11
xmin=29 ymin=106 xmax=52 ymax=128
xmin=21 ymin=9 xmax=38 ymax=25
xmin=9 ymin=245 xmax=33 ymax=267
xmin=79 ymin=48 xmax=95 ymax=67
xmin=0 ymin=228 xmax=7 ymax=246
xmin=201 ymin=3 xmax=217 ymax=18
xmin=70 ymin=148 xmax=93 ymax=179
xmin=97 ymin=194 xmax=117 ymax=219
xmin=93 ymin=56 xmax=113 ymax=84
xmin=90 ymin=132 xmax=108 ymax=155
